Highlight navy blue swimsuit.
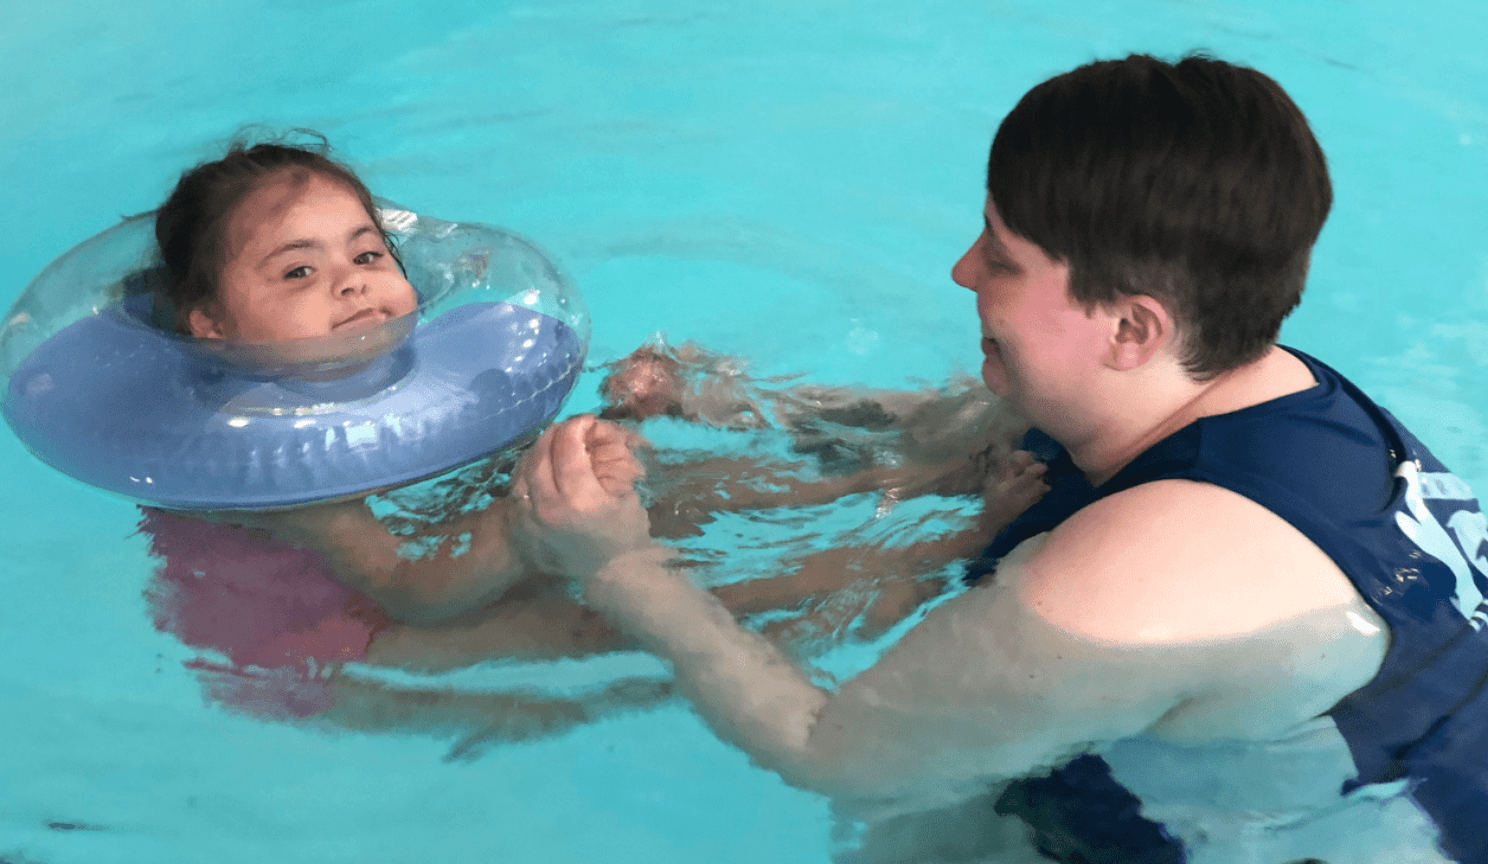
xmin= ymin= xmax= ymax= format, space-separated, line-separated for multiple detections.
xmin=969 ymin=347 xmax=1488 ymax=864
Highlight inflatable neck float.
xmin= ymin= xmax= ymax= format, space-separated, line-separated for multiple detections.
xmin=1 ymin=205 xmax=587 ymax=510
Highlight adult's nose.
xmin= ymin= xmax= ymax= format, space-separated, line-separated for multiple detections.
xmin=951 ymin=239 xmax=980 ymax=291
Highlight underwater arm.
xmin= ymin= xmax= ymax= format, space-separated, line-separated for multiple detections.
xmin=323 ymin=673 xmax=672 ymax=761
xmin=643 ymin=426 xmax=1038 ymax=540
xmin=644 ymin=454 xmax=894 ymax=539
xmin=605 ymin=344 xmax=1033 ymax=533
xmin=535 ymin=427 xmax=1391 ymax=805
xmin=363 ymin=575 xmax=628 ymax=669
xmin=342 ymin=413 xmax=1047 ymax=663
xmin=539 ymin=539 xmax=1181 ymax=803
xmin=510 ymin=416 xmax=1164 ymax=801
xmin=368 ymin=525 xmax=983 ymax=673
xmin=575 ymin=546 xmax=1181 ymax=801
xmin=713 ymin=450 xmax=1048 ymax=641
xmin=214 ymin=497 xmax=531 ymax=625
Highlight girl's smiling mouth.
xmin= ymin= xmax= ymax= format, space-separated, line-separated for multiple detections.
xmin=334 ymin=307 xmax=385 ymax=331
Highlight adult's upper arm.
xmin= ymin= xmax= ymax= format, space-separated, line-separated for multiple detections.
xmin=793 ymin=480 xmax=1387 ymax=807
xmin=795 ymin=533 xmax=1194 ymax=806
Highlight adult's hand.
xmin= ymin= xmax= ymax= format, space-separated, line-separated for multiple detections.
xmin=509 ymin=415 xmax=655 ymax=579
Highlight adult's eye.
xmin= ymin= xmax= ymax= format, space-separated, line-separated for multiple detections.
xmin=981 ymin=255 xmax=1013 ymax=274
xmin=285 ymin=265 xmax=311 ymax=280
xmin=354 ymin=250 xmax=383 ymax=265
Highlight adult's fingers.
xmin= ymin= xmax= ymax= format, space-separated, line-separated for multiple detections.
xmin=507 ymin=471 xmax=531 ymax=504
xmin=518 ymin=423 xmax=562 ymax=501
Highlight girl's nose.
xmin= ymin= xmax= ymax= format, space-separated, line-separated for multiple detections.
xmin=335 ymin=269 xmax=367 ymax=297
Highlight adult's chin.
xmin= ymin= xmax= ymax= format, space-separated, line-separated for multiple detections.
xmin=981 ymin=339 xmax=1010 ymax=397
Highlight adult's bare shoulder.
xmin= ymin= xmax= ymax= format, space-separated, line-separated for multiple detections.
xmin=1004 ymin=479 xmax=1388 ymax=738
xmin=1012 ymin=479 xmax=1366 ymax=642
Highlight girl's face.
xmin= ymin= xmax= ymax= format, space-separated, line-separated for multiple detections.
xmin=189 ymin=173 xmax=418 ymax=341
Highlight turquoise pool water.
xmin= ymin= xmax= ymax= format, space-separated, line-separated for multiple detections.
xmin=2 ymin=1 xmax=1485 ymax=862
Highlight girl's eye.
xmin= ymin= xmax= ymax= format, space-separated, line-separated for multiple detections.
xmin=285 ymin=266 xmax=311 ymax=280
xmin=354 ymin=250 xmax=383 ymax=265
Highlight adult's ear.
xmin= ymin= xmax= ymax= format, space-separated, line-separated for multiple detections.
xmin=1107 ymin=294 xmax=1173 ymax=371
xmin=187 ymin=304 xmax=227 ymax=339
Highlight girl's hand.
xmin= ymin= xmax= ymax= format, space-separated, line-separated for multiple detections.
xmin=583 ymin=417 xmax=648 ymax=495
xmin=979 ymin=449 xmax=1049 ymax=532
xmin=508 ymin=415 xmax=655 ymax=579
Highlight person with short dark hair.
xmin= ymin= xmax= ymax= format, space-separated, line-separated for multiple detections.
xmin=511 ymin=54 xmax=1488 ymax=863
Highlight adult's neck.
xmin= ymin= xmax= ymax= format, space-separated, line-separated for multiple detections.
xmin=1058 ymin=345 xmax=1314 ymax=488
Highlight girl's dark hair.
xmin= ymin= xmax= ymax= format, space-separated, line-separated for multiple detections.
xmin=153 ymin=132 xmax=399 ymax=333
xmin=988 ymin=53 xmax=1332 ymax=379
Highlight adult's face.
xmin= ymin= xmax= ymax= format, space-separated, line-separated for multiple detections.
xmin=951 ymin=198 xmax=1111 ymax=434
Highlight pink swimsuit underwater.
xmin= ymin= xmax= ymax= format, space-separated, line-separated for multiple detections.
xmin=139 ymin=508 xmax=392 ymax=719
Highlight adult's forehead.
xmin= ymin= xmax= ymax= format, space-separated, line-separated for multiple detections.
xmin=980 ymin=199 xmax=1018 ymax=247
xmin=982 ymin=195 xmax=1069 ymax=270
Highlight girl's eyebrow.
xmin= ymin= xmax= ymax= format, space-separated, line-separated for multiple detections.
xmin=259 ymin=224 xmax=379 ymax=267
xmin=260 ymin=238 xmax=317 ymax=266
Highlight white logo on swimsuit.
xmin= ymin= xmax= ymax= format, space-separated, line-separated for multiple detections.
xmin=1395 ymin=460 xmax=1488 ymax=630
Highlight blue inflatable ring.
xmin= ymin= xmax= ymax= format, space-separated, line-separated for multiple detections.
xmin=1 ymin=205 xmax=588 ymax=510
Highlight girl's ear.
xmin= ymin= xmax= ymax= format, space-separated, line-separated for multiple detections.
xmin=187 ymin=304 xmax=227 ymax=339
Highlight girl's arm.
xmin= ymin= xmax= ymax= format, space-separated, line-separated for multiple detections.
xmin=201 ymin=428 xmax=650 ymax=625
xmin=607 ymin=342 xmax=1033 ymax=537
xmin=321 ymin=673 xmax=673 ymax=762
xmin=367 ymin=450 xmax=1045 ymax=670
xmin=363 ymin=572 xmax=628 ymax=670
xmin=206 ymin=496 xmax=531 ymax=625
xmin=719 ymin=449 xmax=1048 ymax=646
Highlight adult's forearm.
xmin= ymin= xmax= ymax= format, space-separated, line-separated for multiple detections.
xmin=584 ymin=546 xmax=832 ymax=787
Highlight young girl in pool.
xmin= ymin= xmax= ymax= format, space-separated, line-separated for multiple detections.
xmin=142 ymin=137 xmax=655 ymax=737
xmin=141 ymin=136 xmax=1047 ymax=744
